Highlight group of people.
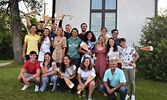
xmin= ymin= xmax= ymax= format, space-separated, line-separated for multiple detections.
xmin=18 ymin=14 xmax=139 ymax=100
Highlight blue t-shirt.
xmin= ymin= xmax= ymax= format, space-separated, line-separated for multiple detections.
xmin=67 ymin=37 xmax=81 ymax=58
xmin=103 ymin=68 xmax=126 ymax=87
xmin=50 ymin=30 xmax=57 ymax=39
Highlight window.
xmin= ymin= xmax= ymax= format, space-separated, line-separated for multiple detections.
xmin=90 ymin=0 xmax=117 ymax=37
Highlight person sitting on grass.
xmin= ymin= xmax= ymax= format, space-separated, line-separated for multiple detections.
xmin=18 ymin=51 xmax=40 ymax=92
xmin=77 ymin=57 xmax=95 ymax=100
xmin=56 ymin=55 xmax=78 ymax=95
xmin=100 ymin=59 xmax=127 ymax=100
xmin=40 ymin=52 xmax=58 ymax=92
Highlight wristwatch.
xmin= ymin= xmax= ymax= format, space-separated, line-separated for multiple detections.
xmin=113 ymin=87 xmax=116 ymax=91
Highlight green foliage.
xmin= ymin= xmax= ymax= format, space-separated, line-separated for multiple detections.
xmin=137 ymin=12 xmax=167 ymax=81
xmin=0 ymin=9 xmax=13 ymax=60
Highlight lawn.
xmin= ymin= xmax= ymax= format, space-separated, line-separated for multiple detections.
xmin=0 ymin=63 xmax=167 ymax=100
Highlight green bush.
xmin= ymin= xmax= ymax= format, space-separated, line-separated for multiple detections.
xmin=137 ymin=11 xmax=167 ymax=81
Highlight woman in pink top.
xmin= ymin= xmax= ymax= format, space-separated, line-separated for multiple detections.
xmin=94 ymin=35 xmax=107 ymax=91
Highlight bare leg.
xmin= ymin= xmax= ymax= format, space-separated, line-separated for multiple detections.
xmin=88 ymin=80 xmax=95 ymax=97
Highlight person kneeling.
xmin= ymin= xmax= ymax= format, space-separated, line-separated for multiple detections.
xmin=100 ymin=59 xmax=127 ymax=100
xmin=18 ymin=51 xmax=40 ymax=92
xmin=57 ymin=55 xmax=78 ymax=94
xmin=77 ymin=57 xmax=95 ymax=100
xmin=40 ymin=52 xmax=58 ymax=92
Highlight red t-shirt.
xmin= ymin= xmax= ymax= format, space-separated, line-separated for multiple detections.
xmin=23 ymin=60 xmax=40 ymax=74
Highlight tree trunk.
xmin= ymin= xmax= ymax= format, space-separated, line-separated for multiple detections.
xmin=9 ymin=0 xmax=24 ymax=64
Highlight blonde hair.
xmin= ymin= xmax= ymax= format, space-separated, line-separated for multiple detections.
xmin=57 ymin=27 xmax=64 ymax=36
xmin=97 ymin=35 xmax=106 ymax=48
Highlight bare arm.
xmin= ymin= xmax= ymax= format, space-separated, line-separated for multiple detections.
xmin=27 ymin=69 xmax=40 ymax=81
xmin=77 ymin=73 xmax=84 ymax=89
xmin=25 ymin=13 xmax=31 ymax=27
xmin=22 ymin=42 xmax=27 ymax=59
xmin=69 ymin=69 xmax=76 ymax=80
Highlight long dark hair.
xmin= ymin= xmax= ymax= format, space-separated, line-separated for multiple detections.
xmin=60 ymin=55 xmax=73 ymax=73
xmin=41 ymin=28 xmax=52 ymax=46
xmin=106 ymin=38 xmax=118 ymax=54
xmin=80 ymin=57 xmax=93 ymax=71
xmin=83 ymin=31 xmax=96 ymax=42
xmin=43 ymin=52 xmax=53 ymax=68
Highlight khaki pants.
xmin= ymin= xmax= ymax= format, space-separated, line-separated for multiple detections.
xmin=122 ymin=68 xmax=135 ymax=95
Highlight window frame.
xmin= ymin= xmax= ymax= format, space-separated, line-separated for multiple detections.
xmin=89 ymin=0 xmax=117 ymax=30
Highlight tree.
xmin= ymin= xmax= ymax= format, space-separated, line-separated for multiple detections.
xmin=0 ymin=0 xmax=42 ymax=64
xmin=137 ymin=10 xmax=167 ymax=81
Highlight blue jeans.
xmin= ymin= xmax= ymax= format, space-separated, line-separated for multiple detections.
xmin=40 ymin=75 xmax=58 ymax=92
xmin=24 ymin=73 xmax=35 ymax=83
xmin=100 ymin=84 xmax=127 ymax=100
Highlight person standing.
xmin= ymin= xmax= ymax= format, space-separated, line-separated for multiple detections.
xmin=22 ymin=24 xmax=40 ymax=60
xmin=119 ymin=38 xmax=139 ymax=100
xmin=106 ymin=38 xmax=122 ymax=69
xmin=94 ymin=35 xmax=107 ymax=91
xmin=100 ymin=27 xmax=109 ymax=43
xmin=79 ymin=31 xmax=96 ymax=65
xmin=100 ymin=59 xmax=127 ymax=100
xmin=111 ymin=29 xmax=120 ymax=46
xmin=18 ymin=51 xmax=40 ymax=92
xmin=52 ymin=27 xmax=67 ymax=67
xmin=38 ymin=28 xmax=53 ymax=62
xmin=66 ymin=28 xmax=81 ymax=68
xmin=78 ymin=23 xmax=87 ymax=40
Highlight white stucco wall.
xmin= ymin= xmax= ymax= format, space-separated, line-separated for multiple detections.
xmin=117 ymin=0 xmax=155 ymax=46
xmin=56 ymin=0 xmax=90 ymax=33
xmin=55 ymin=0 xmax=155 ymax=46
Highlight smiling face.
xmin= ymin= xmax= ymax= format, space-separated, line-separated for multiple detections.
xmin=63 ymin=56 xmax=71 ymax=66
xmin=29 ymin=54 xmax=37 ymax=61
xmin=109 ymin=61 xmax=117 ymax=71
xmin=84 ymin=58 xmax=90 ymax=68
xmin=109 ymin=38 xmax=115 ymax=47
xmin=65 ymin=25 xmax=71 ymax=33
xmin=51 ymin=23 xmax=57 ymax=31
xmin=98 ymin=36 xmax=103 ymax=44
xmin=101 ymin=29 xmax=107 ymax=35
xmin=44 ymin=54 xmax=51 ymax=63
xmin=112 ymin=31 xmax=119 ymax=39
xmin=30 ymin=26 xmax=37 ymax=33
xmin=44 ymin=29 xmax=50 ymax=36
xmin=120 ymin=41 xmax=126 ymax=48
xmin=81 ymin=24 xmax=87 ymax=33
xmin=72 ymin=29 xmax=78 ymax=37
xmin=57 ymin=28 xmax=63 ymax=36
xmin=87 ymin=32 xmax=92 ymax=41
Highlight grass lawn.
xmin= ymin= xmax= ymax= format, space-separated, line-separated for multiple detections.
xmin=0 ymin=63 xmax=167 ymax=100
xmin=0 ymin=60 xmax=13 ymax=63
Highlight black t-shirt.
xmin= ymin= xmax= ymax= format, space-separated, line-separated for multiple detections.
xmin=37 ymin=29 xmax=44 ymax=36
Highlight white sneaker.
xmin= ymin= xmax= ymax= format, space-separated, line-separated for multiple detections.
xmin=125 ymin=94 xmax=130 ymax=100
xmin=131 ymin=95 xmax=135 ymax=100
xmin=21 ymin=85 xmax=30 ymax=91
xmin=34 ymin=85 xmax=39 ymax=92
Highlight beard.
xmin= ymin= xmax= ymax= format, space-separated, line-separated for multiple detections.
xmin=82 ymin=29 xmax=86 ymax=32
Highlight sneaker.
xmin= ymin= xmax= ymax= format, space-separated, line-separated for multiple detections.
xmin=49 ymin=82 xmax=53 ymax=85
xmin=34 ymin=85 xmax=39 ymax=92
xmin=21 ymin=85 xmax=30 ymax=91
xmin=131 ymin=95 xmax=135 ymax=100
xmin=125 ymin=94 xmax=130 ymax=100
xmin=82 ymin=92 xmax=86 ymax=97
xmin=88 ymin=97 xmax=92 ymax=100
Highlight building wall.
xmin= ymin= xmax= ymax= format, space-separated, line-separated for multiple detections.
xmin=56 ymin=0 xmax=90 ymax=33
xmin=56 ymin=0 xmax=155 ymax=46
xmin=117 ymin=0 xmax=155 ymax=46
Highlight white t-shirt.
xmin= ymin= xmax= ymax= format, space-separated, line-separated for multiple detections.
xmin=59 ymin=65 xmax=76 ymax=79
xmin=107 ymin=46 xmax=122 ymax=60
xmin=40 ymin=62 xmax=56 ymax=73
xmin=77 ymin=67 xmax=95 ymax=80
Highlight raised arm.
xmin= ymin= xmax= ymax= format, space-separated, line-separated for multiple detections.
xmin=25 ymin=13 xmax=31 ymax=27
